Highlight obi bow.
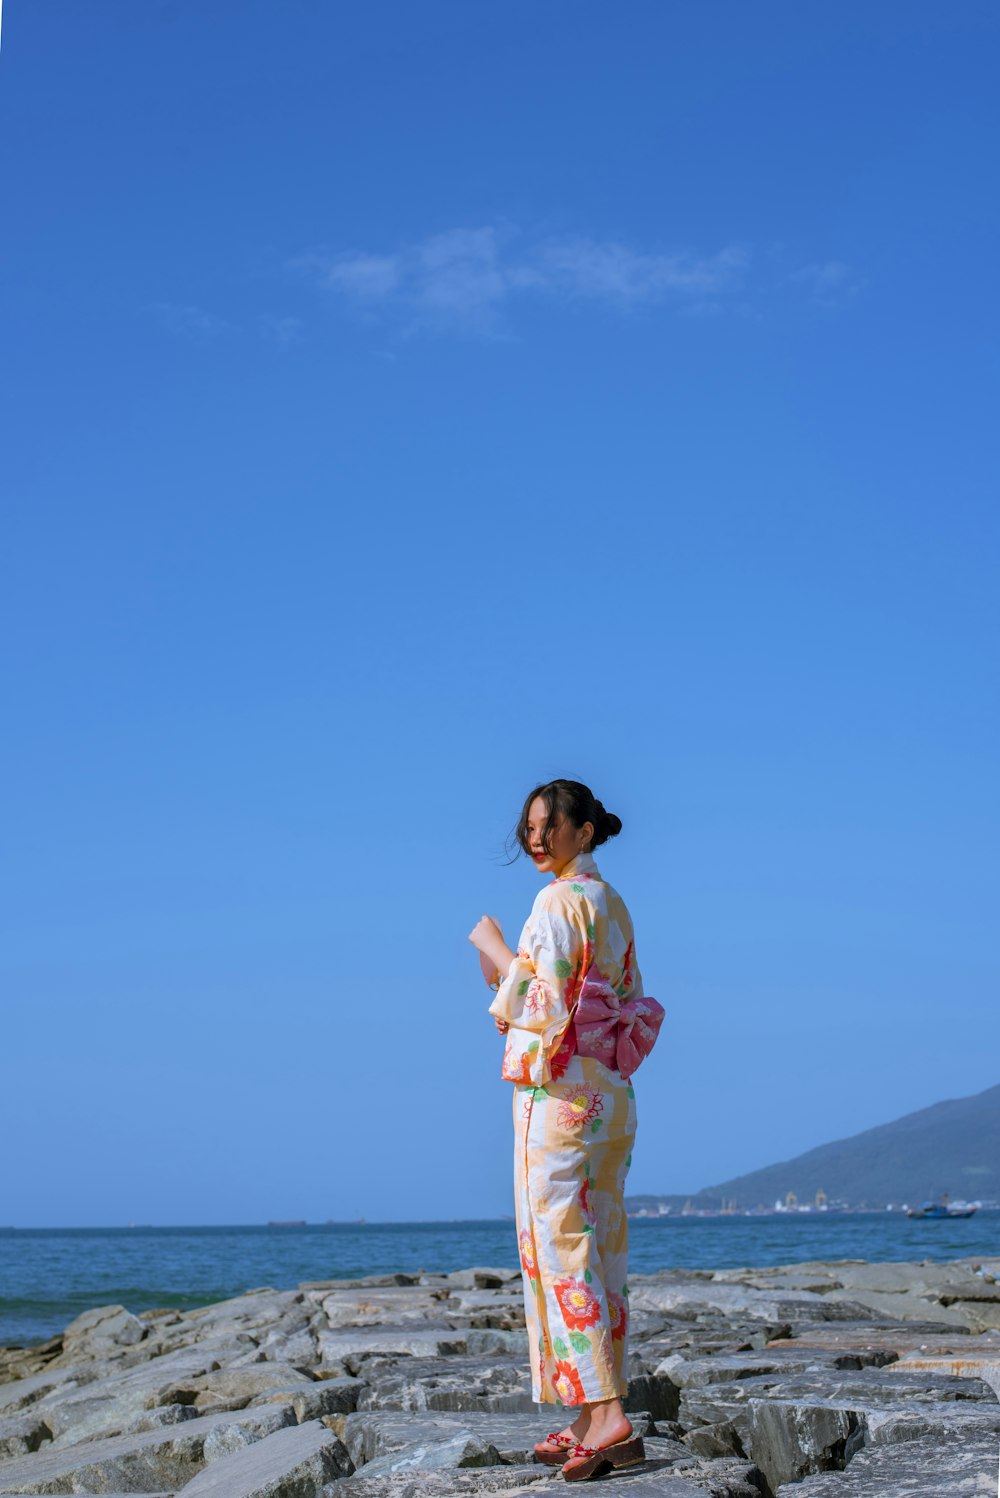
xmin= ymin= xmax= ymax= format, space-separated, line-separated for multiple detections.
xmin=572 ymin=963 xmax=665 ymax=1080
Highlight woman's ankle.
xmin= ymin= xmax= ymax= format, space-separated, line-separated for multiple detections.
xmin=583 ymin=1403 xmax=630 ymax=1433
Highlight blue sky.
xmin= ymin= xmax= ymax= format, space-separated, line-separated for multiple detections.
xmin=3 ymin=2 xmax=997 ymax=1226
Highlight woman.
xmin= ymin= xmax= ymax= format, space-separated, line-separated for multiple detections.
xmin=469 ymin=779 xmax=664 ymax=1482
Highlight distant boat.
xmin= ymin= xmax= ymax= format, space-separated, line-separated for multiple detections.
xmin=906 ymin=1194 xmax=978 ymax=1219
xmin=266 ymin=1219 xmax=307 ymax=1226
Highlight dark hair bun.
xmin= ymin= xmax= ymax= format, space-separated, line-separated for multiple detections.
xmin=591 ymin=799 xmax=623 ymax=848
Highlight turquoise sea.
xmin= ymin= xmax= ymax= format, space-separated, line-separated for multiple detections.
xmin=2 ymin=1214 xmax=997 ymax=1349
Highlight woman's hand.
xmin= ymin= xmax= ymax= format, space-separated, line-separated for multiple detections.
xmin=468 ymin=914 xmax=503 ymax=952
xmin=469 ymin=916 xmax=514 ymax=1031
xmin=468 ymin=914 xmax=514 ymax=979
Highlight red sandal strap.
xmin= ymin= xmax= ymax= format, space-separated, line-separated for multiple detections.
xmin=568 ymin=1430 xmax=635 ymax=1458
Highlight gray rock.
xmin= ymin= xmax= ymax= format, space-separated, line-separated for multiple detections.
xmin=324 ymin=1457 xmax=763 ymax=1497
xmin=682 ymin=1420 xmax=746 ymax=1458
xmin=629 ymin=1277 xmax=873 ymax=1327
xmin=654 ymin=1347 xmax=890 ymax=1390
xmin=250 ymin=1378 xmax=365 ymax=1421
xmin=820 ymin=1288 xmax=976 ymax=1328
xmin=678 ymin=1363 xmax=998 ymax=1436
xmin=337 ymin=1410 xmax=658 ymax=1470
xmin=155 ymin=1364 xmax=314 ymax=1415
xmin=0 ymin=1407 xmax=299 ymax=1493
xmin=8 ymin=1256 xmax=1000 ymax=1498
xmin=749 ymin=1391 xmax=1000 ymax=1493
xmin=200 ymin=1405 xmax=296 ymax=1461
xmin=351 ymin=1355 xmax=533 ymax=1413
xmin=37 ymin=1347 xmax=257 ymax=1447
xmin=318 ymin=1289 xmax=450 ymax=1329
xmin=353 ymin=1431 xmax=501 ymax=1476
xmin=622 ymin=1370 xmax=679 ymax=1422
xmin=439 ymin=1270 xmax=521 ymax=1291
xmin=437 ymin=1292 xmax=526 ymax=1330
xmin=0 ymin=1370 xmax=91 ymax=1418
xmin=773 ymin=1429 xmax=998 ymax=1496
xmin=315 ymin=1327 xmax=468 ymax=1370
xmin=322 ymin=1467 xmax=554 ymax=1496
xmin=60 ymin=1306 xmax=147 ymax=1359
xmin=126 ymin=1404 xmax=201 ymax=1433
xmin=0 ymin=1414 xmax=51 ymax=1461
xmin=748 ymin=1396 xmax=857 ymax=1491
xmin=300 ymin=1275 xmax=421 ymax=1292
xmin=461 ymin=1331 xmax=530 ymax=1358
xmin=177 ymin=1419 xmax=352 ymax=1496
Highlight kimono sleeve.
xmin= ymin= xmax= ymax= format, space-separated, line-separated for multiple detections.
xmin=488 ymin=890 xmax=588 ymax=1086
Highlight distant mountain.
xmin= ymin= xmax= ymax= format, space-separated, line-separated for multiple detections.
xmin=628 ymin=1082 xmax=1000 ymax=1211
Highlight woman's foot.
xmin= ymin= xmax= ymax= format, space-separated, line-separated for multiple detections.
xmin=575 ymin=1405 xmax=633 ymax=1449
xmin=533 ymin=1417 xmax=587 ymax=1462
xmin=560 ymin=1421 xmax=643 ymax=1481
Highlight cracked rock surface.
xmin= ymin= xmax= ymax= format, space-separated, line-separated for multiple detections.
xmin=0 ymin=1256 xmax=998 ymax=1495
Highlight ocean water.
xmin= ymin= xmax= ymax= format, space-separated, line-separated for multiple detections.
xmin=1 ymin=1213 xmax=996 ymax=1348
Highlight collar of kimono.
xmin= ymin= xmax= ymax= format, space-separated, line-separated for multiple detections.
xmin=553 ymin=849 xmax=601 ymax=882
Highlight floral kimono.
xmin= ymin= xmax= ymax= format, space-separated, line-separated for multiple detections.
xmin=488 ymin=849 xmax=663 ymax=1406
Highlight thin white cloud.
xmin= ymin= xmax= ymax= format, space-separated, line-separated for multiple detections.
xmin=290 ymin=225 xmax=751 ymax=335
xmin=147 ymin=302 xmax=232 ymax=339
xmin=787 ymin=259 xmax=859 ymax=305
xmin=536 ymin=238 xmax=749 ymax=302
xmin=258 ymin=314 xmax=303 ymax=348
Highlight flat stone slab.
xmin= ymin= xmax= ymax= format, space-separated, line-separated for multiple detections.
xmin=314 ymin=1326 xmax=471 ymax=1369
xmin=629 ymin=1278 xmax=846 ymax=1323
xmin=0 ymin=1406 xmax=296 ymax=1494
xmin=315 ymin=1289 xmax=454 ymax=1329
xmin=773 ymin=1429 xmax=999 ymax=1496
xmin=176 ymin=1420 xmax=350 ymax=1497
xmin=678 ymin=1363 xmax=999 ymax=1431
xmin=654 ymin=1346 xmax=894 ymax=1389
xmin=38 ymin=1358 xmax=313 ymax=1448
xmin=891 ymin=1351 xmax=1000 ymax=1397
xmin=0 ymin=1370 xmax=95 ymax=1419
xmin=348 ymin=1352 xmax=533 ymax=1412
xmin=322 ymin=1468 xmax=556 ymax=1496
xmin=154 ymin=1364 xmax=314 ymax=1414
xmin=250 ymin=1377 xmax=365 ymax=1422
xmin=326 ymin=1455 xmax=764 ymax=1497
xmin=768 ymin=1326 xmax=1000 ymax=1355
xmin=337 ymin=1409 xmax=656 ymax=1468
xmin=750 ymin=1393 xmax=1000 ymax=1493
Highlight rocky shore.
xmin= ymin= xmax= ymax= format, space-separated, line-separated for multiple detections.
xmin=1 ymin=1255 xmax=999 ymax=1496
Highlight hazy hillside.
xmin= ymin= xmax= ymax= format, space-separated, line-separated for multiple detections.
xmin=629 ymin=1082 xmax=1000 ymax=1211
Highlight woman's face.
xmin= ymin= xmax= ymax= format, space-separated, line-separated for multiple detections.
xmin=526 ymin=796 xmax=594 ymax=876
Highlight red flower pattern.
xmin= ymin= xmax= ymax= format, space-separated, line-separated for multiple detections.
xmin=519 ymin=1228 xmax=538 ymax=1280
xmin=502 ymin=1038 xmax=535 ymax=1084
xmin=556 ymin=1086 xmax=604 ymax=1129
xmin=553 ymin=1357 xmax=587 ymax=1405
xmin=523 ymin=978 xmax=551 ymax=1018
xmin=554 ymin=1275 xmax=603 ymax=1329
xmin=607 ymin=1289 xmax=628 ymax=1341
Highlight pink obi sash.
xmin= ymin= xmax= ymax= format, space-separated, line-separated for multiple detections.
xmin=562 ymin=962 xmax=665 ymax=1080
